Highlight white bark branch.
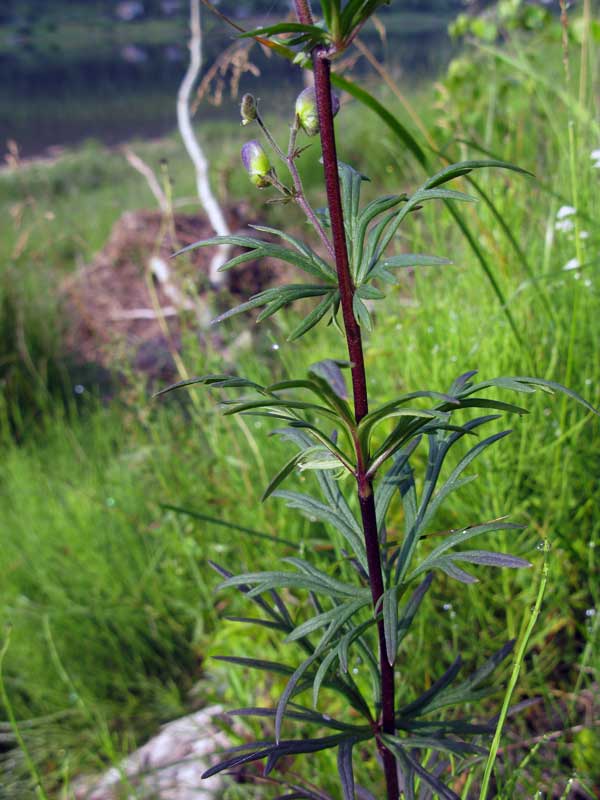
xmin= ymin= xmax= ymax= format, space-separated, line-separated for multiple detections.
xmin=177 ymin=0 xmax=231 ymax=287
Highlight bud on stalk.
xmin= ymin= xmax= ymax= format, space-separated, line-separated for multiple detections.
xmin=241 ymin=140 xmax=273 ymax=188
xmin=295 ymin=86 xmax=340 ymax=137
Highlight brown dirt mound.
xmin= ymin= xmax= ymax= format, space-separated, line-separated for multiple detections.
xmin=62 ymin=207 xmax=290 ymax=382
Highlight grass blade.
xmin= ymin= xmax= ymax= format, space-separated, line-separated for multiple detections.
xmin=478 ymin=540 xmax=550 ymax=799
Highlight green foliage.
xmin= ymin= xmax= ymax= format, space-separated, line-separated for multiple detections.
xmin=160 ymin=51 xmax=598 ymax=792
xmin=2 ymin=2 xmax=600 ymax=796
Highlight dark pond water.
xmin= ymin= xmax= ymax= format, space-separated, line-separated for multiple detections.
xmin=0 ymin=8 xmax=457 ymax=159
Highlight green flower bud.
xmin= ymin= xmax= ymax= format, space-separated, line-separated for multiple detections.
xmin=295 ymin=86 xmax=340 ymax=137
xmin=240 ymin=93 xmax=257 ymax=126
xmin=241 ymin=140 xmax=272 ymax=188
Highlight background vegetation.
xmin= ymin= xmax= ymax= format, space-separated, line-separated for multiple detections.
xmin=0 ymin=1 xmax=599 ymax=797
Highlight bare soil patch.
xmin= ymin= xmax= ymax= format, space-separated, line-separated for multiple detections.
xmin=62 ymin=207 xmax=291 ymax=383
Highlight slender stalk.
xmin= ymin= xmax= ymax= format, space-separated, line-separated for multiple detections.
xmin=255 ymin=112 xmax=335 ymax=260
xmin=312 ymin=54 xmax=369 ymax=424
xmin=478 ymin=539 xmax=549 ymax=800
xmin=294 ymin=2 xmax=399 ymax=791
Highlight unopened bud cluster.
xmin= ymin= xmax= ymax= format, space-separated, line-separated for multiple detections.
xmin=240 ymin=86 xmax=340 ymax=188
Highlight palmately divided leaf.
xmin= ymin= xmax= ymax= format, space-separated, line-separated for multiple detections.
xmin=409 ymin=518 xmax=525 ymax=580
xmin=220 ymin=564 xmax=368 ymax=601
xmin=398 ymin=657 xmax=464 ymax=718
xmin=285 ymin=596 xmax=370 ymax=642
xmin=288 ymin=292 xmax=339 ymax=341
xmin=415 ymin=640 xmax=516 ymax=715
xmin=273 ymin=490 xmax=367 ymax=570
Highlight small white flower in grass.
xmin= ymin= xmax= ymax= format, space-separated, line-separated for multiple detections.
xmin=579 ymin=230 xmax=589 ymax=239
xmin=555 ymin=218 xmax=574 ymax=233
xmin=556 ymin=205 xmax=576 ymax=220
xmin=591 ymin=148 xmax=600 ymax=161
xmin=563 ymin=257 xmax=580 ymax=271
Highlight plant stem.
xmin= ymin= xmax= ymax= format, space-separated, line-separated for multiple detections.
xmin=302 ymin=24 xmax=399 ymax=800
xmin=312 ymin=55 xmax=369 ymax=424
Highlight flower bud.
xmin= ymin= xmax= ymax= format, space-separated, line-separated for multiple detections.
xmin=240 ymin=93 xmax=257 ymax=126
xmin=295 ymin=86 xmax=340 ymax=137
xmin=241 ymin=140 xmax=272 ymax=188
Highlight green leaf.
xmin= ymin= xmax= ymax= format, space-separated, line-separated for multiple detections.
xmin=161 ymin=504 xmax=298 ymax=548
xmin=312 ymin=648 xmax=341 ymax=708
xmin=381 ymin=739 xmax=462 ymax=800
xmin=338 ymin=739 xmax=356 ymax=800
xmin=374 ymin=438 xmax=421 ymax=536
xmin=213 ymin=655 xmax=295 ymax=676
xmin=423 ymin=159 xmax=532 ymax=190
xmin=230 ymin=705 xmax=368 ymax=734
xmin=273 ymin=491 xmax=367 ymax=570
xmin=356 ymin=284 xmax=385 ymax=300
xmin=256 ymin=286 xmax=335 ymax=323
xmin=172 ymin=234 xmax=267 ymax=258
xmin=276 ymin=654 xmax=319 ymax=743
xmin=220 ymin=569 xmax=366 ymax=600
xmin=308 ymin=359 xmax=350 ymax=402
xmin=288 ymin=292 xmax=338 ymax=341
xmin=419 ymin=640 xmax=516 ymax=715
xmin=409 ymin=519 xmax=524 ymax=580
xmin=417 ymin=428 xmax=513 ymax=533
xmin=225 ymin=616 xmax=287 ymax=632
xmin=396 ymin=573 xmax=434 ymax=650
xmin=201 ymin=733 xmax=361 ymax=780
xmin=509 ymin=377 xmax=599 ymax=416
xmin=382 ymin=586 xmax=399 ymax=666
xmin=152 ymin=373 xmax=230 ymax=398
xmin=331 ymin=74 xmax=427 ymax=168
xmin=414 ymin=187 xmax=476 ymax=204
xmin=378 ymin=253 xmax=452 ymax=272
xmin=398 ymin=656 xmax=463 ymax=718
xmin=213 ymin=285 xmax=334 ymax=325
xmin=285 ymin=597 xmax=370 ymax=642
xmin=284 ymin=557 xmax=365 ymax=600
xmin=352 ymin=294 xmax=372 ymax=330
xmin=385 ymin=733 xmax=486 ymax=757
xmin=209 ymin=561 xmax=291 ymax=625
xmin=177 ymin=234 xmax=329 ymax=284
xmin=262 ymin=450 xmax=306 ymax=501
xmin=361 ymin=408 xmax=448 ymax=460
xmin=250 ymin=225 xmax=336 ymax=278
xmin=450 ymin=550 xmax=531 ymax=569
xmin=437 ymin=559 xmax=479 ymax=584
xmin=238 ymin=22 xmax=329 ymax=40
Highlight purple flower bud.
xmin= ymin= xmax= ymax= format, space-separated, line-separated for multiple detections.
xmin=295 ymin=86 xmax=340 ymax=137
xmin=241 ymin=140 xmax=272 ymax=188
